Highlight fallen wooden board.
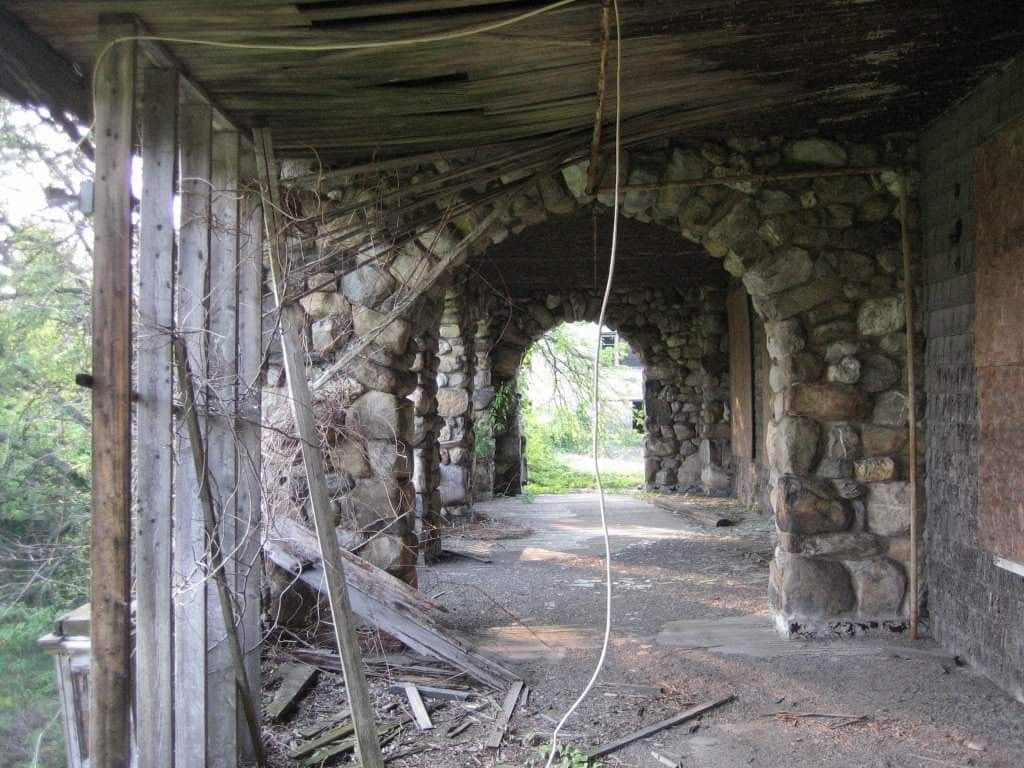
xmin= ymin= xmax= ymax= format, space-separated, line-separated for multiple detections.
xmin=266 ymin=663 xmax=318 ymax=721
xmin=486 ymin=680 xmax=525 ymax=749
xmin=387 ymin=684 xmax=472 ymax=702
xmin=266 ymin=522 xmax=520 ymax=690
xmin=652 ymin=496 xmax=740 ymax=527
xmin=586 ymin=695 xmax=735 ymax=760
xmin=441 ymin=536 xmax=494 ymax=563
xmin=403 ymin=684 xmax=434 ymax=731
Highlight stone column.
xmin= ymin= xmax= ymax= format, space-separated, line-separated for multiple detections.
xmin=410 ymin=296 xmax=443 ymax=561
xmin=437 ymin=287 xmax=475 ymax=520
xmin=698 ymin=286 xmax=734 ymax=493
xmin=471 ymin=317 xmax=496 ymax=502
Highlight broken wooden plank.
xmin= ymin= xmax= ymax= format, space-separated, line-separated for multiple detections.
xmin=441 ymin=536 xmax=494 ymax=563
xmin=403 ymin=684 xmax=434 ymax=731
xmin=267 ymin=663 xmax=318 ymax=722
xmin=447 ymin=719 xmax=474 ymax=738
xmin=297 ymin=709 xmax=350 ymax=739
xmin=486 ymin=680 xmax=525 ymax=749
xmin=265 ymin=520 xmax=519 ymax=690
xmin=586 ymin=695 xmax=735 ymax=760
xmin=388 ymin=684 xmax=473 ymax=702
xmin=271 ymin=517 xmax=446 ymax=615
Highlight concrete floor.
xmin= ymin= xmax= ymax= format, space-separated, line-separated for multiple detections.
xmin=414 ymin=492 xmax=1024 ymax=768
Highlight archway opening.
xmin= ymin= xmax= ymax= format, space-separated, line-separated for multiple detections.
xmin=518 ymin=321 xmax=645 ymax=494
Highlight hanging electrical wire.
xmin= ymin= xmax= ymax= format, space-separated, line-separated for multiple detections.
xmin=545 ymin=0 xmax=622 ymax=764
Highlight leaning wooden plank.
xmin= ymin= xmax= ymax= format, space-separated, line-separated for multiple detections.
xmin=586 ymin=695 xmax=735 ymax=760
xmin=253 ymin=127 xmax=386 ymax=768
xmin=265 ymin=543 xmax=519 ymax=690
xmin=271 ymin=516 xmax=445 ymax=615
xmin=173 ymin=338 xmax=266 ymax=764
xmin=485 ymin=680 xmax=525 ymax=749
xmin=403 ymin=684 xmax=434 ymax=731
xmin=266 ymin=663 xmax=318 ymax=722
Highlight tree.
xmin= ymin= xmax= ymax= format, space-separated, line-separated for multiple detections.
xmin=0 ymin=98 xmax=92 ymax=768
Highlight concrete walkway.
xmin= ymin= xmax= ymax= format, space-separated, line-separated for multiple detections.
xmin=417 ymin=492 xmax=1024 ymax=768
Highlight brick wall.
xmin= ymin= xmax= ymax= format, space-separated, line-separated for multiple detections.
xmin=920 ymin=55 xmax=1024 ymax=701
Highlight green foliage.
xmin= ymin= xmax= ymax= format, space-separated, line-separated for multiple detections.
xmin=538 ymin=742 xmax=602 ymax=767
xmin=519 ymin=323 xmax=644 ymax=493
xmin=0 ymin=605 xmax=64 ymax=768
xmin=0 ymin=99 xmax=92 ymax=766
xmin=474 ymin=380 xmax=517 ymax=458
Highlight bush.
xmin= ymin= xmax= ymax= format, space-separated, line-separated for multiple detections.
xmin=0 ymin=605 xmax=64 ymax=767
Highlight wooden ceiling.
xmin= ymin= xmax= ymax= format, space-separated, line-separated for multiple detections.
xmin=2 ymin=1 xmax=1023 ymax=165
xmin=470 ymin=206 xmax=723 ymax=294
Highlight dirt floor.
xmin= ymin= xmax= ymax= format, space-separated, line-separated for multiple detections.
xmin=264 ymin=492 xmax=1024 ymax=768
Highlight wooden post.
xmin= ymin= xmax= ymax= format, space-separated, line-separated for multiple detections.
xmin=174 ymin=98 xmax=212 ymax=768
xmin=252 ymin=127 xmax=386 ymax=768
xmin=207 ymin=129 xmax=241 ymax=766
xmin=235 ymin=149 xmax=264 ymax=762
xmin=90 ymin=14 xmax=135 ymax=768
xmin=136 ymin=64 xmax=177 ymax=768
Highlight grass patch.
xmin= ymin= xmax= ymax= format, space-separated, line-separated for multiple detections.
xmin=524 ymin=454 xmax=643 ymax=495
xmin=0 ymin=604 xmax=64 ymax=767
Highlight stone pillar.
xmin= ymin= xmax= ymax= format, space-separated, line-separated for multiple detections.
xmin=490 ymin=378 xmax=524 ymax=495
xmin=437 ymin=287 xmax=475 ymax=520
xmin=471 ymin=317 xmax=496 ymax=502
xmin=410 ymin=296 xmax=443 ymax=561
xmin=698 ymin=286 xmax=734 ymax=493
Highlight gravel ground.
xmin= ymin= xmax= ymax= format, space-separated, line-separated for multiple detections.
xmin=264 ymin=492 xmax=1024 ymax=768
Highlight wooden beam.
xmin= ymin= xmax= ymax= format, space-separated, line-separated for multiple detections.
xmin=133 ymin=17 xmax=247 ymax=138
xmin=236 ymin=146 xmax=264 ymax=761
xmin=89 ymin=14 xmax=135 ymax=768
xmin=206 ymin=128 xmax=241 ymax=766
xmin=174 ymin=98 xmax=212 ymax=768
xmin=584 ymin=0 xmax=611 ymax=197
xmin=135 ymin=64 xmax=177 ymax=768
xmin=485 ymin=680 xmax=524 ymax=749
xmin=0 ymin=8 xmax=91 ymax=120
xmin=252 ymin=127 xmax=386 ymax=768
xmin=172 ymin=337 xmax=265 ymax=766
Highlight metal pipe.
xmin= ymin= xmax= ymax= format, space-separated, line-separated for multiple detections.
xmin=898 ymin=174 xmax=920 ymax=640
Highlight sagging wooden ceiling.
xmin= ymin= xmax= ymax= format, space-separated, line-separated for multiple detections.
xmin=471 ymin=206 xmax=723 ymax=294
xmin=2 ymin=1 xmax=1023 ymax=165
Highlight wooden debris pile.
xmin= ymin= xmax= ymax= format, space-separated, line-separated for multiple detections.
xmin=262 ymin=647 xmax=531 ymax=767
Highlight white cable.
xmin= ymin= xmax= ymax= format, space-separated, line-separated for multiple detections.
xmin=545 ymin=1 xmax=621 ymax=765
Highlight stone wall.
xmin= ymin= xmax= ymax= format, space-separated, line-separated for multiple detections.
xmin=276 ymin=130 xmax=922 ymax=630
xmin=920 ymin=55 xmax=1024 ymax=700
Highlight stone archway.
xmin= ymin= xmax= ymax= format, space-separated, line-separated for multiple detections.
xmin=478 ymin=284 xmax=729 ymax=498
xmin=282 ymin=132 xmax=920 ymax=635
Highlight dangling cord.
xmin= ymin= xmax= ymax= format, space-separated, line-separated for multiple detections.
xmin=545 ymin=0 xmax=622 ymax=764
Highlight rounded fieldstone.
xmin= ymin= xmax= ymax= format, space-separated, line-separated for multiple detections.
xmin=771 ymin=548 xmax=856 ymax=619
xmin=773 ymin=474 xmax=853 ymax=535
xmin=847 ymin=558 xmax=907 ymax=618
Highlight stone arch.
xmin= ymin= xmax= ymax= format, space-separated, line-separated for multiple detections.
xmin=287 ymin=132 xmax=921 ymax=634
xmin=480 ymin=285 xmax=719 ymax=497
